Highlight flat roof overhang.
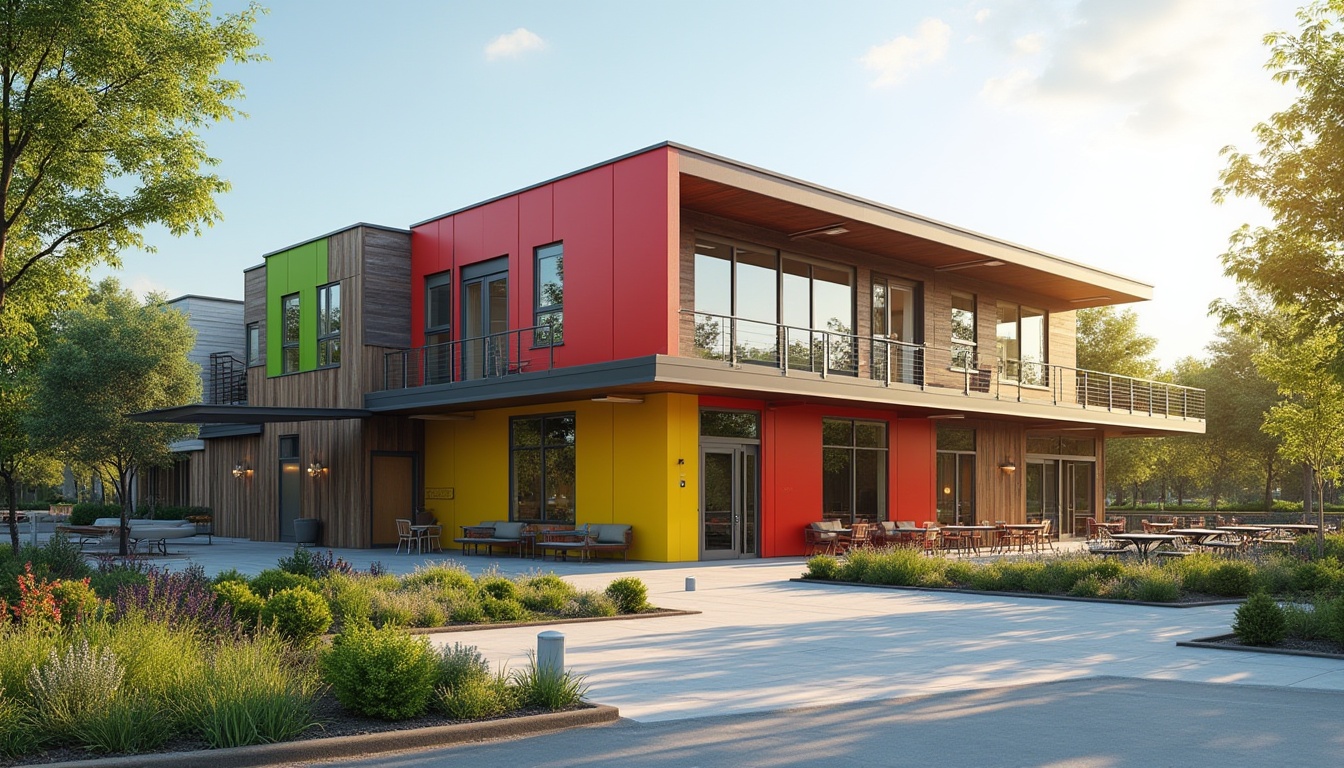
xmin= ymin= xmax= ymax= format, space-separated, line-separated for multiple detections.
xmin=364 ymin=356 xmax=1203 ymax=438
xmin=128 ymin=405 xmax=373 ymax=424
xmin=674 ymin=147 xmax=1152 ymax=310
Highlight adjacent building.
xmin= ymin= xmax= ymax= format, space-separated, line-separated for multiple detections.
xmin=142 ymin=143 xmax=1205 ymax=559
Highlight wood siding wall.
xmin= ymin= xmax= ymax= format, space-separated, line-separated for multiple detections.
xmin=966 ymin=419 xmax=1026 ymax=523
xmin=216 ymin=226 xmax=418 ymax=546
xmin=244 ymin=266 xmax=266 ymax=369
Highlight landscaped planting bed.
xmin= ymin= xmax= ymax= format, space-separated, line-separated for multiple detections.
xmin=0 ymin=536 xmax=653 ymax=764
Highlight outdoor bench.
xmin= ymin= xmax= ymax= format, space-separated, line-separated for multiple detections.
xmin=537 ymin=524 xmax=632 ymax=562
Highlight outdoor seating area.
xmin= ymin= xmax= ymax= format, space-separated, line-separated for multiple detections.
xmin=535 ymin=524 xmax=634 ymax=563
xmin=1083 ymin=517 xmax=1319 ymax=560
xmin=803 ymin=519 xmax=1060 ymax=557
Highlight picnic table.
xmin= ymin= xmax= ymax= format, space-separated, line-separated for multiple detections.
xmin=1109 ymin=532 xmax=1182 ymax=561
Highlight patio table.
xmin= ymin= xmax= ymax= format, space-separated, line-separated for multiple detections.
xmin=999 ymin=523 xmax=1046 ymax=553
xmin=1109 ymin=532 xmax=1182 ymax=561
xmin=1167 ymin=528 xmax=1228 ymax=547
xmin=939 ymin=525 xmax=996 ymax=554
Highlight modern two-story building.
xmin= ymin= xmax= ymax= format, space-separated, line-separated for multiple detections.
xmin=141 ymin=143 xmax=1205 ymax=560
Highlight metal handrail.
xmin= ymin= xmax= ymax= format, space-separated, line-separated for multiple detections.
xmin=682 ymin=309 xmax=1205 ymax=420
xmin=382 ymin=325 xmax=554 ymax=390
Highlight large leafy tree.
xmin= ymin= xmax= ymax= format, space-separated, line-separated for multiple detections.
xmin=26 ymin=280 xmax=200 ymax=555
xmin=1215 ymin=0 xmax=1344 ymax=372
xmin=1075 ymin=307 xmax=1159 ymax=379
xmin=1256 ymin=326 xmax=1344 ymax=555
xmin=0 ymin=0 xmax=262 ymax=342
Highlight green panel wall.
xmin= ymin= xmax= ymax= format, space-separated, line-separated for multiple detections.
xmin=265 ymin=239 xmax=330 ymax=377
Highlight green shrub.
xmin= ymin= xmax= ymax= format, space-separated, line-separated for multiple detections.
xmin=563 ymin=590 xmax=617 ymax=618
xmin=1325 ymin=596 xmax=1344 ymax=646
xmin=804 ymin=554 xmax=841 ymax=580
xmin=1233 ymin=592 xmax=1286 ymax=646
xmin=483 ymin=595 xmax=528 ymax=621
xmin=325 ymin=574 xmax=376 ymax=630
xmin=50 ymin=579 xmax=102 ymax=625
xmin=1290 ymin=560 xmax=1344 ymax=595
xmin=1206 ymin=561 xmax=1257 ymax=597
xmin=70 ymin=503 xmax=121 ymax=526
xmin=604 ymin=577 xmax=650 ymax=614
xmin=1068 ymin=574 xmax=1105 ymax=598
xmin=321 ymin=625 xmax=439 ymax=720
xmin=84 ymin=616 xmax=198 ymax=708
xmin=30 ymin=534 xmax=92 ymax=582
xmin=89 ymin=567 xmax=148 ymax=600
xmin=370 ymin=589 xmax=417 ymax=628
xmin=438 ymin=672 xmax=514 ymax=720
xmin=249 ymin=569 xmax=318 ymax=598
xmin=214 ymin=581 xmax=265 ymax=628
xmin=434 ymin=644 xmax=513 ymax=720
xmin=511 ymin=652 xmax=589 ymax=710
xmin=520 ymin=579 xmax=576 ymax=614
xmin=838 ymin=548 xmax=877 ymax=582
xmin=277 ymin=546 xmax=323 ymax=579
xmin=449 ymin=600 xmax=487 ymax=624
xmin=478 ymin=575 xmax=520 ymax=601
xmin=1132 ymin=569 xmax=1181 ymax=602
xmin=212 ymin=568 xmax=251 ymax=586
xmin=259 ymin=587 xmax=332 ymax=646
xmin=403 ymin=565 xmax=476 ymax=593
xmin=1283 ymin=599 xmax=1334 ymax=641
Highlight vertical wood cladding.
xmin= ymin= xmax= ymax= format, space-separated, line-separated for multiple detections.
xmin=220 ymin=226 xmax=417 ymax=547
xmin=243 ymin=266 xmax=266 ymax=367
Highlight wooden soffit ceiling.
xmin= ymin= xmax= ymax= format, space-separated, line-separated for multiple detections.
xmin=674 ymin=148 xmax=1151 ymax=309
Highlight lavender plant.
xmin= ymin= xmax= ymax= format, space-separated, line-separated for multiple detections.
xmin=113 ymin=566 xmax=236 ymax=637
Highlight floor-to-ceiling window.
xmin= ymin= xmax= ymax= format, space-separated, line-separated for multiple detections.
xmin=872 ymin=276 xmax=921 ymax=384
xmin=693 ymin=235 xmax=855 ymax=372
xmin=997 ymin=302 xmax=1047 ymax=385
xmin=821 ymin=418 xmax=888 ymax=524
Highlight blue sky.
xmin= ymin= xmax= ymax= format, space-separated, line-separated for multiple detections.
xmin=110 ymin=0 xmax=1301 ymax=366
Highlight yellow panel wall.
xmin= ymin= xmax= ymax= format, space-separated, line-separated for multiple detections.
xmin=421 ymin=393 xmax=700 ymax=562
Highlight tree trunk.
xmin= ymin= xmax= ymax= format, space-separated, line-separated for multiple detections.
xmin=1263 ymin=456 xmax=1275 ymax=511
xmin=3 ymin=471 xmax=18 ymax=555
xmin=1314 ymin=469 xmax=1326 ymax=559
xmin=1304 ymin=465 xmax=1314 ymax=523
xmin=117 ymin=467 xmax=132 ymax=557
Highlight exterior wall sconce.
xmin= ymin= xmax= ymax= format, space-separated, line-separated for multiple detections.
xmin=307 ymin=461 xmax=327 ymax=478
xmin=232 ymin=463 xmax=252 ymax=479
xmin=998 ymin=461 xmax=1017 ymax=475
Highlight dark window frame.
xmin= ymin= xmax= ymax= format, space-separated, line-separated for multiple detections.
xmin=245 ymin=322 xmax=260 ymax=367
xmin=534 ymin=242 xmax=564 ymax=347
xmin=281 ymin=293 xmax=300 ymax=374
xmin=821 ymin=417 xmax=888 ymax=526
xmin=317 ymin=282 xmax=341 ymax=369
xmin=509 ymin=412 xmax=577 ymax=523
xmin=996 ymin=301 xmax=1048 ymax=386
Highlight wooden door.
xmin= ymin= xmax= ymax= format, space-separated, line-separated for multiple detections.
xmin=370 ymin=454 xmax=415 ymax=547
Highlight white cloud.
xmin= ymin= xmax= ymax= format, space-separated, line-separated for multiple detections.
xmin=485 ymin=28 xmax=546 ymax=61
xmin=975 ymin=8 xmax=992 ymax=24
xmin=1012 ymin=33 xmax=1043 ymax=56
xmin=862 ymin=18 xmax=952 ymax=87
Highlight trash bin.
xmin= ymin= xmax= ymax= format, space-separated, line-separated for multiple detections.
xmin=294 ymin=518 xmax=321 ymax=546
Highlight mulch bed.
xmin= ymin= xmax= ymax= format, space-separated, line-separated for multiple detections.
xmin=1178 ymin=633 xmax=1344 ymax=659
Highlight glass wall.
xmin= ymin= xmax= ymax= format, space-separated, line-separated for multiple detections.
xmin=510 ymin=414 xmax=576 ymax=523
xmin=997 ymin=302 xmax=1047 ymax=385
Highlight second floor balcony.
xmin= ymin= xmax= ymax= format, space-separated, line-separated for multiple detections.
xmin=374 ymin=313 xmax=1204 ymax=426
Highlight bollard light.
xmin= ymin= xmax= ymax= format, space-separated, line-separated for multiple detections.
xmin=686 ymin=576 xmax=697 ymax=591
xmin=537 ymin=630 xmax=565 ymax=677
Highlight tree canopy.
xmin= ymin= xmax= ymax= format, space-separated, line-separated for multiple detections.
xmin=0 ymin=0 xmax=262 ymax=342
xmin=1075 ymin=306 xmax=1159 ymax=379
xmin=1215 ymin=0 xmax=1344 ymax=371
xmin=26 ymin=279 xmax=200 ymax=554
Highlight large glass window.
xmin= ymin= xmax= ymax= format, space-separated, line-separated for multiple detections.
xmin=511 ymin=413 xmax=576 ymax=523
xmin=700 ymin=410 xmax=760 ymax=440
xmin=281 ymin=293 xmax=300 ymax=374
xmin=535 ymin=243 xmax=564 ymax=346
xmin=936 ymin=427 xmax=976 ymax=524
xmin=317 ymin=283 xmax=341 ymax=368
xmin=821 ymin=418 xmax=888 ymax=525
xmin=425 ymin=271 xmax=452 ymax=383
xmin=997 ymin=302 xmax=1046 ymax=385
xmin=245 ymin=322 xmax=260 ymax=367
xmin=872 ymin=277 xmax=920 ymax=383
xmin=950 ymin=292 xmax=976 ymax=369
xmin=693 ymin=235 xmax=855 ymax=372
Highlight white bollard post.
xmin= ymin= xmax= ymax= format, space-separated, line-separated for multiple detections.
xmin=30 ymin=514 xmax=38 ymax=547
xmin=537 ymin=630 xmax=565 ymax=676
xmin=685 ymin=576 xmax=696 ymax=591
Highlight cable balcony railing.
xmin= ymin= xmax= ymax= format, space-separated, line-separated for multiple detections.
xmin=383 ymin=325 xmax=554 ymax=390
xmin=684 ymin=310 xmax=1205 ymax=420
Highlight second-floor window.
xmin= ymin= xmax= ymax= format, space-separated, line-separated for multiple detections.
xmin=425 ymin=271 xmax=452 ymax=383
xmin=318 ymin=282 xmax=341 ymax=368
xmin=950 ymin=292 xmax=976 ymax=369
xmin=281 ymin=293 xmax=300 ymax=373
xmin=535 ymin=243 xmax=563 ymax=346
xmin=246 ymin=322 xmax=260 ymax=366
xmin=997 ymin=302 xmax=1047 ymax=385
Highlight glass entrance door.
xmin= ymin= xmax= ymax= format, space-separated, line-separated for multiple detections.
xmin=1064 ymin=461 xmax=1093 ymax=536
xmin=1025 ymin=460 xmax=1058 ymax=525
xmin=700 ymin=444 xmax=759 ymax=560
xmin=462 ymin=271 xmax=508 ymax=379
xmin=936 ymin=452 xmax=976 ymax=524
